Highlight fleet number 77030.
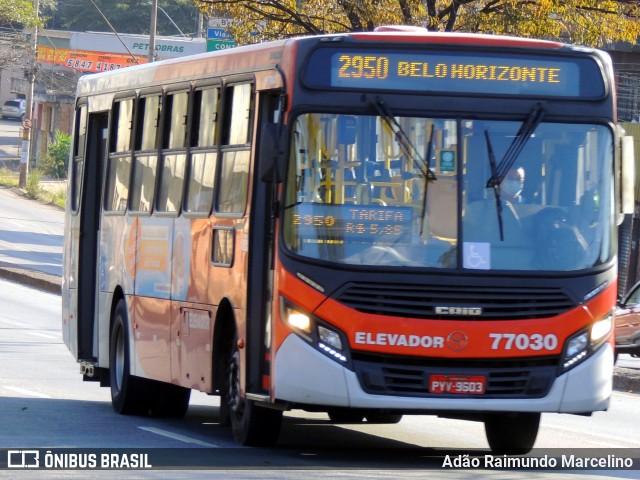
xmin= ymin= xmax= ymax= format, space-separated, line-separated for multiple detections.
xmin=489 ymin=333 xmax=558 ymax=351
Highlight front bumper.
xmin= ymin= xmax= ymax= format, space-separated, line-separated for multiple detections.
xmin=273 ymin=333 xmax=612 ymax=413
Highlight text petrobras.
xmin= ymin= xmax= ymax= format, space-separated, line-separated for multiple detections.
xmin=7 ymin=450 xmax=152 ymax=469
xmin=442 ymin=454 xmax=636 ymax=469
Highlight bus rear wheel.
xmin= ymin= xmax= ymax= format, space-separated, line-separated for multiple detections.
xmin=109 ymin=299 xmax=153 ymax=415
xmin=484 ymin=412 xmax=540 ymax=454
xmin=224 ymin=338 xmax=282 ymax=446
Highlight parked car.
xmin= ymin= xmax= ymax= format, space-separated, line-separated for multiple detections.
xmin=615 ymin=281 xmax=640 ymax=362
xmin=1 ymin=98 xmax=26 ymax=121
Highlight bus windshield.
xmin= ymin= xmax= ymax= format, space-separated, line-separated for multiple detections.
xmin=283 ymin=113 xmax=614 ymax=271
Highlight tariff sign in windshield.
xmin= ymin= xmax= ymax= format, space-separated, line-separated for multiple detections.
xmin=290 ymin=203 xmax=413 ymax=243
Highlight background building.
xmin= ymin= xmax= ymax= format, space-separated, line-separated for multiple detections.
xmin=0 ymin=29 xmax=205 ymax=171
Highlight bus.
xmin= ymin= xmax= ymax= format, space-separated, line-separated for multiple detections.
xmin=62 ymin=26 xmax=635 ymax=453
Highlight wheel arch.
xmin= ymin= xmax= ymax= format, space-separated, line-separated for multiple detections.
xmin=212 ymin=297 xmax=238 ymax=393
xmin=108 ymin=287 xmax=126 ymax=339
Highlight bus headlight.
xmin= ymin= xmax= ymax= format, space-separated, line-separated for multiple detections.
xmin=563 ymin=332 xmax=589 ymax=370
xmin=286 ymin=310 xmax=312 ymax=334
xmin=318 ymin=325 xmax=343 ymax=350
xmin=281 ymin=298 xmax=350 ymax=365
xmin=590 ymin=315 xmax=612 ymax=343
xmin=561 ymin=313 xmax=613 ymax=372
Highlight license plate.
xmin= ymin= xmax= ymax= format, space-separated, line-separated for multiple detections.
xmin=429 ymin=374 xmax=486 ymax=394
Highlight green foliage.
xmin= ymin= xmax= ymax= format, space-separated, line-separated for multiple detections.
xmin=25 ymin=170 xmax=41 ymax=199
xmin=0 ymin=168 xmax=65 ymax=208
xmin=0 ymin=168 xmax=18 ymax=188
xmin=0 ymin=0 xmax=40 ymax=27
xmin=195 ymin=0 xmax=640 ymax=48
xmin=40 ymin=130 xmax=70 ymax=179
xmin=50 ymin=189 xmax=65 ymax=209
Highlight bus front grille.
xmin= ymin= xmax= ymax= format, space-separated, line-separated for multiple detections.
xmin=352 ymin=353 xmax=558 ymax=398
xmin=335 ymin=282 xmax=575 ymax=320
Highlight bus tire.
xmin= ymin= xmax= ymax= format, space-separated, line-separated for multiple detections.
xmin=109 ymin=299 xmax=152 ymax=415
xmin=327 ymin=408 xmax=365 ymax=423
xmin=365 ymin=413 xmax=403 ymax=424
xmin=150 ymin=383 xmax=191 ymax=418
xmin=225 ymin=337 xmax=282 ymax=446
xmin=484 ymin=412 xmax=540 ymax=454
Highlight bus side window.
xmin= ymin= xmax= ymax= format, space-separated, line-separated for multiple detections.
xmin=185 ymin=87 xmax=219 ymax=213
xmin=217 ymin=83 xmax=252 ymax=214
xmin=130 ymin=95 xmax=161 ymax=213
xmin=157 ymin=91 xmax=189 ymax=213
xmin=105 ymin=98 xmax=133 ymax=212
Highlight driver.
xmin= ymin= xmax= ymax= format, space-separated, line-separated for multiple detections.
xmin=501 ymin=167 xmax=526 ymax=204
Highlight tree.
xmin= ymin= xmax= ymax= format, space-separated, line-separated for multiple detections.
xmin=0 ymin=31 xmax=28 ymax=72
xmin=0 ymin=0 xmax=39 ymax=27
xmin=40 ymin=130 xmax=71 ymax=179
xmin=0 ymin=0 xmax=50 ymax=76
xmin=194 ymin=0 xmax=640 ymax=48
xmin=44 ymin=0 xmax=199 ymax=37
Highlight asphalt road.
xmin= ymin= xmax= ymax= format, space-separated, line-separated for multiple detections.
xmin=0 ymin=277 xmax=639 ymax=480
xmin=0 ymin=186 xmax=63 ymax=285
xmin=0 ymin=171 xmax=640 ymax=479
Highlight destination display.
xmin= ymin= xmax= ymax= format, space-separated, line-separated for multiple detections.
xmin=303 ymin=48 xmax=605 ymax=98
xmin=290 ymin=203 xmax=413 ymax=243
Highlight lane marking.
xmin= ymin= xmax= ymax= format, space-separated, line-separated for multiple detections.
xmin=24 ymin=331 xmax=60 ymax=339
xmin=138 ymin=426 xmax=218 ymax=447
xmin=3 ymin=386 xmax=52 ymax=398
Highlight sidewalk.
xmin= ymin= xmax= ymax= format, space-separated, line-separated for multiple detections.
xmin=0 ymin=263 xmax=61 ymax=293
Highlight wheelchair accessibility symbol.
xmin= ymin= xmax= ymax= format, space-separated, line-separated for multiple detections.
xmin=463 ymin=242 xmax=490 ymax=270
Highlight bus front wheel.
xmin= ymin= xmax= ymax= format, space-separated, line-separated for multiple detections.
xmin=484 ymin=412 xmax=540 ymax=454
xmin=109 ymin=299 xmax=153 ymax=415
xmin=327 ymin=408 xmax=365 ymax=423
xmin=149 ymin=383 xmax=191 ymax=418
xmin=224 ymin=339 xmax=282 ymax=446
xmin=366 ymin=413 xmax=403 ymax=424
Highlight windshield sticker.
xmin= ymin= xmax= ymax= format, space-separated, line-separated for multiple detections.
xmin=439 ymin=150 xmax=456 ymax=174
xmin=463 ymin=242 xmax=490 ymax=269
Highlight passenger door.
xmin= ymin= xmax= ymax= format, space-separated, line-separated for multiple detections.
xmin=65 ymin=109 xmax=107 ymax=360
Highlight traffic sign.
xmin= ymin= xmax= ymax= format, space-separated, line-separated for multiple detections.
xmin=208 ymin=28 xmax=234 ymax=40
xmin=207 ymin=39 xmax=236 ymax=52
xmin=22 ymin=118 xmax=32 ymax=129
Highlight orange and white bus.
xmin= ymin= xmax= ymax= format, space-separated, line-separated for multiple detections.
xmin=62 ymin=26 xmax=634 ymax=452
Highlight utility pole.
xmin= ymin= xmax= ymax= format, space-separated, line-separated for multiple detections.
xmin=197 ymin=12 xmax=204 ymax=38
xmin=149 ymin=0 xmax=158 ymax=62
xmin=19 ymin=0 xmax=39 ymax=189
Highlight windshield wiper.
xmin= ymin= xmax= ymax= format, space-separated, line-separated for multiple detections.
xmin=368 ymin=97 xmax=437 ymax=182
xmin=483 ymin=103 xmax=545 ymax=241
xmin=485 ymin=103 xmax=545 ymax=189
xmin=484 ymin=129 xmax=505 ymax=241
xmin=420 ymin=124 xmax=435 ymax=235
